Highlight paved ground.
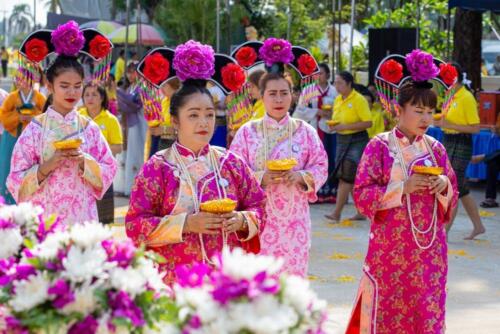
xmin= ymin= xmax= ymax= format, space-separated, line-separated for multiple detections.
xmin=114 ymin=184 xmax=500 ymax=334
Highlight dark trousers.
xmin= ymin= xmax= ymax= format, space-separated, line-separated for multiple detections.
xmin=1 ymin=60 xmax=7 ymax=77
xmin=320 ymin=132 xmax=338 ymax=194
xmin=485 ymin=152 xmax=500 ymax=200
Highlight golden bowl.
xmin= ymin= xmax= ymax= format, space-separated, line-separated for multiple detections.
xmin=433 ymin=114 xmax=443 ymax=120
xmin=326 ymin=120 xmax=340 ymax=127
xmin=412 ymin=165 xmax=443 ymax=176
xmin=200 ymin=198 xmax=237 ymax=214
xmin=53 ymin=138 xmax=82 ymax=150
xmin=19 ymin=108 xmax=34 ymax=115
xmin=321 ymin=104 xmax=333 ymax=111
xmin=266 ymin=158 xmax=298 ymax=171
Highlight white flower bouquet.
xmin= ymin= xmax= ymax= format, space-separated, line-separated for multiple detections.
xmin=0 ymin=219 xmax=176 ymax=334
xmin=172 ymin=248 xmax=329 ymax=334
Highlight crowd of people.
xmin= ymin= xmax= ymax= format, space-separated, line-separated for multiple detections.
xmin=0 ymin=20 xmax=499 ymax=333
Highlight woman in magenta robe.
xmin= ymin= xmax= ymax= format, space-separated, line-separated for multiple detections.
xmin=125 ymin=42 xmax=266 ymax=284
xmin=345 ymin=51 xmax=459 ymax=334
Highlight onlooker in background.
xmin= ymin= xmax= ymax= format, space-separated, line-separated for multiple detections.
xmin=494 ymin=55 xmax=500 ymax=76
xmin=114 ymin=50 xmax=126 ymax=85
xmin=117 ymin=61 xmax=147 ymax=196
xmin=106 ymin=73 xmax=118 ymax=116
xmin=0 ymin=88 xmax=9 ymax=144
xmin=1 ymin=47 xmax=8 ymax=78
xmin=80 ymin=82 xmax=123 ymax=223
xmin=435 ymin=62 xmax=485 ymax=240
xmin=481 ymin=58 xmax=488 ymax=76
xmin=472 ymin=113 xmax=500 ymax=208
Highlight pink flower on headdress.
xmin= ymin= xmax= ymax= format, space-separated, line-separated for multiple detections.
xmin=173 ymin=40 xmax=215 ymax=81
xmin=51 ymin=20 xmax=85 ymax=57
xmin=259 ymin=38 xmax=294 ymax=67
xmin=405 ymin=49 xmax=439 ymax=82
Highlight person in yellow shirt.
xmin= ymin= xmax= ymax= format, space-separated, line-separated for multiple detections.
xmin=114 ymin=50 xmax=125 ymax=85
xmin=81 ymin=82 xmax=123 ymax=224
xmin=325 ymin=71 xmax=372 ymax=223
xmin=249 ymin=70 xmax=266 ymax=120
xmin=359 ymin=85 xmax=385 ymax=138
xmin=1 ymin=46 xmax=8 ymax=78
xmin=149 ymin=78 xmax=180 ymax=157
xmin=0 ymin=78 xmax=45 ymax=204
xmin=434 ymin=62 xmax=485 ymax=240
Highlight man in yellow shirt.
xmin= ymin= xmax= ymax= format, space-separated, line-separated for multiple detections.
xmin=434 ymin=62 xmax=485 ymax=240
xmin=325 ymin=72 xmax=372 ymax=224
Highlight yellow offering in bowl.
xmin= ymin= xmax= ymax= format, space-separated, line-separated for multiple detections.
xmin=19 ymin=108 xmax=34 ymax=115
xmin=326 ymin=120 xmax=340 ymax=127
xmin=53 ymin=138 xmax=82 ymax=150
xmin=200 ymin=198 xmax=237 ymax=214
xmin=433 ymin=114 xmax=443 ymax=120
xmin=412 ymin=165 xmax=443 ymax=176
xmin=266 ymin=158 xmax=298 ymax=171
xmin=321 ymin=104 xmax=332 ymax=111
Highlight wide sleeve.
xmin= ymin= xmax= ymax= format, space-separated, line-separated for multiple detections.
xmin=353 ymin=138 xmax=392 ymax=221
xmin=0 ymin=92 xmax=20 ymax=134
xmin=81 ymin=122 xmax=117 ymax=200
xmin=298 ymin=124 xmax=328 ymax=202
xmin=226 ymin=153 xmax=267 ymax=241
xmin=230 ymin=125 xmax=265 ymax=184
xmin=117 ymin=88 xmax=142 ymax=114
xmin=6 ymin=121 xmax=43 ymax=202
xmin=125 ymin=158 xmax=187 ymax=246
xmin=433 ymin=141 xmax=459 ymax=224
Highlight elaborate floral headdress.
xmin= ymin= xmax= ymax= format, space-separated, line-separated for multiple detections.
xmin=137 ymin=40 xmax=247 ymax=127
xmin=229 ymin=38 xmax=320 ymax=128
xmin=18 ymin=20 xmax=113 ymax=87
xmin=375 ymin=49 xmax=458 ymax=114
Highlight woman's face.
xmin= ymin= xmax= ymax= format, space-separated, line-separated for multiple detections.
xmin=398 ymin=103 xmax=434 ymax=137
xmin=319 ymin=67 xmax=329 ymax=85
xmin=126 ymin=69 xmax=137 ymax=83
xmin=334 ymin=75 xmax=351 ymax=96
xmin=172 ymin=92 xmax=215 ymax=150
xmin=262 ymin=78 xmax=292 ymax=120
xmin=48 ymin=70 xmax=83 ymax=112
xmin=83 ymin=85 xmax=103 ymax=111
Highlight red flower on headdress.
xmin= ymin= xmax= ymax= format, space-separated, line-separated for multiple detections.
xmin=89 ymin=35 xmax=111 ymax=59
xmin=25 ymin=38 xmax=49 ymax=63
xmin=380 ymin=59 xmax=403 ymax=84
xmin=235 ymin=46 xmax=258 ymax=68
xmin=221 ymin=63 xmax=246 ymax=92
xmin=143 ymin=52 xmax=170 ymax=85
xmin=297 ymin=54 xmax=316 ymax=75
xmin=439 ymin=63 xmax=458 ymax=86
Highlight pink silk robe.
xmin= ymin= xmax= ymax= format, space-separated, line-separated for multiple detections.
xmin=125 ymin=143 xmax=266 ymax=284
xmin=230 ymin=114 xmax=328 ymax=277
xmin=346 ymin=128 xmax=459 ymax=334
xmin=7 ymin=107 xmax=117 ymax=223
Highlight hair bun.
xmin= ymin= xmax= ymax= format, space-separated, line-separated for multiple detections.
xmin=183 ymin=78 xmax=207 ymax=88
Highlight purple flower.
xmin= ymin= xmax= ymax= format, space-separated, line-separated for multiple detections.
xmin=101 ymin=239 xmax=135 ymax=268
xmin=37 ymin=216 xmax=64 ymax=241
xmin=5 ymin=316 xmax=28 ymax=334
xmin=0 ymin=257 xmax=17 ymax=286
xmin=175 ymin=262 xmax=211 ymax=288
xmin=405 ymin=49 xmax=439 ymax=82
xmin=247 ymin=271 xmax=280 ymax=298
xmin=0 ymin=196 xmax=5 ymax=205
xmin=108 ymin=290 xmax=145 ymax=327
xmin=51 ymin=20 xmax=85 ymax=56
xmin=48 ymin=279 xmax=75 ymax=309
xmin=0 ymin=217 xmax=15 ymax=229
xmin=259 ymin=38 xmax=294 ymax=67
xmin=68 ymin=315 xmax=99 ymax=334
xmin=173 ymin=40 xmax=215 ymax=81
xmin=14 ymin=264 xmax=36 ymax=280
